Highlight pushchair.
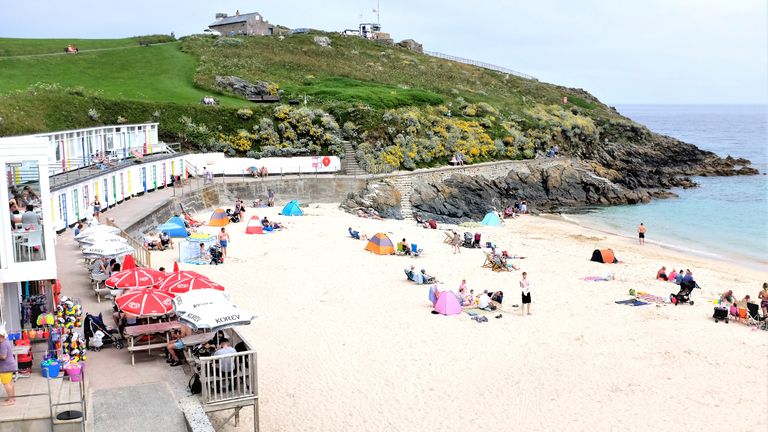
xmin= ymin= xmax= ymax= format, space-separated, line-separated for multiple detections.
xmin=225 ymin=208 xmax=240 ymax=223
xmin=463 ymin=232 xmax=474 ymax=248
xmin=472 ymin=233 xmax=481 ymax=248
xmin=209 ymin=245 xmax=224 ymax=265
xmin=84 ymin=312 xmax=123 ymax=350
xmin=670 ymin=280 xmax=695 ymax=305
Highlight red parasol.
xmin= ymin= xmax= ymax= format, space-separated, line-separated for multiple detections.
xmin=159 ymin=276 xmax=224 ymax=294
xmin=173 ymin=261 xmax=179 ymax=272
xmin=105 ymin=268 xmax=166 ymax=290
xmin=122 ymin=254 xmax=137 ymax=271
xmin=115 ymin=289 xmax=175 ymax=317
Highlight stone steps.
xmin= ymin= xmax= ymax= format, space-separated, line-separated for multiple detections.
xmin=391 ymin=175 xmax=414 ymax=219
xmin=341 ymin=141 xmax=367 ymax=175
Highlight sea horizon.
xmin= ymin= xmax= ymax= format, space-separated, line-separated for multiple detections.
xmin=573 ymin=103 xmax=768 ymax=266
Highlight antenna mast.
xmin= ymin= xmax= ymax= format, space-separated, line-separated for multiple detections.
xmin=377 ymin=0 xmax=381 ymax=25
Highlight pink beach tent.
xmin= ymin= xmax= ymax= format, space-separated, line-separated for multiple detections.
xmin=245 ymin=216 xmax=263 ymax=234
xmin=434 ymin=290 xmax=462 ymax=316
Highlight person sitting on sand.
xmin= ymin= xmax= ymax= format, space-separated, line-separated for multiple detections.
xmin=457 ymin=280 xmax=472 ymax=306
xmin=349 ymin=227 xmax=361 ymax=239
xmin=720 ymin=290 xmax=735 ymax=307
xmin=681 ymin=269 xmax=694 ymax=285
xmin=490 ymin=290 xmax=504 ymax=306
xmin=667 ymin=268 xmax=678 ymax=283
xmin=261 ymin=216 xmax=270 ymax=227
xmin=656 ymin=266 xmax=667 ymax=281
xmin=404 ymin=265 xmax=416 ymax=281
xmin=198 ymin=243 xmax=210 ymax=260
xmin=418 ymin=269 xmax=436 ymax=285
xmin=477 ymin=290 xmax=493 ymax=311
xmin=674 ymin=269 xmax=684 ymax=285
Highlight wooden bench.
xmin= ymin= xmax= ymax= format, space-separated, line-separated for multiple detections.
xmin=124 ymin=321 xmax=180 ymax=365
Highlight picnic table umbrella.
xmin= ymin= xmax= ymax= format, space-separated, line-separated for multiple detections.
xmin=154 ymin=270 xmax=209 ymax=288
xmin=122 ymin=254 xmax=137 ymax=271
xmin=158 ymin=276 xmax=223 ymax=294
xmin=82 ymin=243 xmax=134 ymax=259
xmin=172 ymin=288 xmax=231 ymax=316
xmin=75 ymin=224 xmax=120 ymax=240
xmin=115 ymin=289 xmax=175 ymax=317
xmin=77 ymin=233 xmax=128 ymax=247
xmin=105 ymin=268 xmax=166 ymax=290
xmin=173 ymin=289 xmax=254 ymax=332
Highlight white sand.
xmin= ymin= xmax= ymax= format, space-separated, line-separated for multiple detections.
xmin=152 ymin=204 xmax=768 ymax=432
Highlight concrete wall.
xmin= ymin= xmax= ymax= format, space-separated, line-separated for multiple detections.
xmin=382 ymin=160 xmax=522 ymax=184
xmin=123 ymin=176 xmax=366 ymax=237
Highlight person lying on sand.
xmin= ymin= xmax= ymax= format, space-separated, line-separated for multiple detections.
xmin=349 ymin=227 xmax=367 ymax=240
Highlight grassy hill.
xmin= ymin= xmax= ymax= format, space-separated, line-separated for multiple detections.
xmin=0 ymin=33 xmax=631 ymax=173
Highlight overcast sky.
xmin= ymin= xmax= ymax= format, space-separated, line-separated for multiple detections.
xmin=1 ymin=0 xmax=766 ymax=104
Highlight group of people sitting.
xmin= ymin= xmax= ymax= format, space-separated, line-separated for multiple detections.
xmin=503 ymin=201 xmax=528 ymax=218
xmin=397 ymin=238 xmax=420 ymax=256
xmin=414 ymin=215 xmax=438 ymax=229
xmin=656 ymin=266 xmax=696 ymax=286
xmin=92 ymin=151 xmax=116 ymax=170
xmin=145 ymin=231 xmax=172 ymax=251
xmin=404 ymin=265 xmax=437 ymax=284
xmin=449 ymin=152 xmax=465 ymax=166
xmin=431 ymin=280 xmax=504 ymax=311
xmin=719 ymin=283 xmax=768 ymax=319
xmin=260 ymin=216 xmax=284 ymax=230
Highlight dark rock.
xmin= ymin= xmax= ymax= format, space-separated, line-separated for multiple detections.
xmin=215 ymin=76 xmax=271 ymax=99
xmin=340 ymin=180 xmax=402 ymax=219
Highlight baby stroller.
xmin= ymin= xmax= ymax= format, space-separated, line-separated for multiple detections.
xmin=670 ymin=280 xmax=695 ymax=305
xmin=463 ymin=232 xmax=474 ymax=248
xmin=225 ymin=208 xmax=240 ymax=223
xmin=84 ymin=313 xmax=123 ymax=350
xmin=209 ymin=244 xmax=224 ymax=265
xmin=472 ymin=233 xmax=481 ymax=248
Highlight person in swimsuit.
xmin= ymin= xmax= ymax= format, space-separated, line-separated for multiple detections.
xmin=638 ymin=223 xmax=646 ymax=245
xmin=93 ymin=196 xmax=102 ymax=222
xmin=759 ymin=282 xmax=768 ymax=316
xmin=218 ymin=227 xmax=230 ymax=258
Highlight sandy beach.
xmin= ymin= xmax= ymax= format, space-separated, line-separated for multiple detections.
xmin=150 ymin=203 xmax=768 ymax=432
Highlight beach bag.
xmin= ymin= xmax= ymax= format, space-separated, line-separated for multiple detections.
xmin=188 ymin=373 xmax=202 ymax=394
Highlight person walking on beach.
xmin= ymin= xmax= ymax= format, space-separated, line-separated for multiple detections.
xmin=218 ymin=227 xmax=230 ymax=258
xmin=267 ymin=189 xmax=275 ymax=207
xmin=520 ymin=272 xmax=532 ymax=316
xmin=638 ymin=223 xmax=647 ymax=245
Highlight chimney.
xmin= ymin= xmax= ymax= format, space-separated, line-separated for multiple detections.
xmin=215 ymin=12 xmax=228 ymax=19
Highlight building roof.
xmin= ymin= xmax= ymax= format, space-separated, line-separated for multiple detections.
xmin=210 ymin=12 xmax=262 ymax=27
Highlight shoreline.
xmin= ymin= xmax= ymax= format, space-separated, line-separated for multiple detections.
xmin=555 ymin=213 xmax=768 ymax=273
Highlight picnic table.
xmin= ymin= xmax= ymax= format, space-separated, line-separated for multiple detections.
xmin=124 ymin=321 xmax=181 ymax=366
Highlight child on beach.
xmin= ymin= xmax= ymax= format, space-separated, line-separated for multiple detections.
xmin=520 ymin=272 xmax=532 ymax=316
xmin=218 ymin=228 xmax=230 ymax=258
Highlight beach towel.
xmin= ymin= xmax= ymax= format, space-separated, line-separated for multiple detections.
xmin=580 ymin=276 xmax=611 ymax=282
xmin=615 ymin=299 xmax=649 ymax=306
xmin=636 ymin=293 xmax=667 ymax=304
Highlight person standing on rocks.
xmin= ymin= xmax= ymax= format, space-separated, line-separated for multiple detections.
xmin=638 ymin=223 xmax=647 ymax=245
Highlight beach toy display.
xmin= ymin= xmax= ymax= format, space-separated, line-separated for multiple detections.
xmin=41 ymin=359 xmax=60 ymax=378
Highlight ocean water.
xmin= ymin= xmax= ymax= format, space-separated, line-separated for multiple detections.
xmin=572 ymin=105 xmax=768 ymax=266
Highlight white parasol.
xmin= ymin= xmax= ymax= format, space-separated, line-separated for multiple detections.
xmin=172 ymin=289 xmax=254 ymax=332
xmin=78 ymin=234 xmax=128 ymax=247
xmin=75 ymin=224 xmax=121 ymax=240
xmin=82 ymin=243 xmax=134 ymax=259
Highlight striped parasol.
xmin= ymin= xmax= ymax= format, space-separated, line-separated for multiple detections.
xmin=116 ymin=289 xmax=175 ymax=317
xmin=157 ymin=276 xmax=224 ymax=294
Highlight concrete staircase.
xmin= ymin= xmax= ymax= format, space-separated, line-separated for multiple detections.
xmin=341 ymin=141 xmax=366 ymax=176
xmin=391 ymin=175 xmax=414 ymax=219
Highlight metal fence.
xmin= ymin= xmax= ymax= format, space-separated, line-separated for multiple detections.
xmin=423 ymin=50 xmax=536 ymax=80
xmin=116 ymin=227 xmax=151 ymax=268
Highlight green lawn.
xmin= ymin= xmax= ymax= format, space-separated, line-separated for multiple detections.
xmin=0 ymin=37 xmax=151 ymax=57
xmin=0 ymin=42 xmax=245 ymax=106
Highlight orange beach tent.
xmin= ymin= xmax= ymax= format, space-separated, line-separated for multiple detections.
xmin=208 ymin=208 xmax=230 ymax=227
xmin=590 ymin=249 xmax=618 ymax=264
xmin=365 ymin=233 xmax=395 ymax=255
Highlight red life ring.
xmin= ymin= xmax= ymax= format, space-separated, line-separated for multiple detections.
xmin=322 ymin=156 xmax=331 ymax=167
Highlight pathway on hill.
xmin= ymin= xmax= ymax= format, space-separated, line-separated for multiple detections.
xmin=0 ymin=42 xmax=176 ymax=60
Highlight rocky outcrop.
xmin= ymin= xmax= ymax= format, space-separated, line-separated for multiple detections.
xmin=313 ymin=36 xmax=331 ymax=48
xmin=340 ymin=180 xmax=402 ymax=219
xmin=215 ymin=76 xmax=271 ymax=98
xmin=397 ymin=39 xmax=423 ymax=53
xmin=408 ymin=159 xmax=654 ymax=223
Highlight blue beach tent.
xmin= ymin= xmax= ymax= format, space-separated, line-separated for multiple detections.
xmin=481 ymin=212 xmax=502 ymax=227
xmin=281 ymin=200 xmax=304 ymax=216
xmin=161 ymin=216 xmax=189 ymax=237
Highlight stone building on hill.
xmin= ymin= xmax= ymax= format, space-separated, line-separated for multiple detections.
xmin=209 ymin=10 xmax=275 ymax=36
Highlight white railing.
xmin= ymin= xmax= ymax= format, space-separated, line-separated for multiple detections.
xmin=423 ymin=50 xmax=536 ymax=80
xmin=199 ymin=350 xmax=257 ymax=405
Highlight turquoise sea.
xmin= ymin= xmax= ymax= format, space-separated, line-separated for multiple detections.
xmin=571 ymin=105 xmax=768 ymax=266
